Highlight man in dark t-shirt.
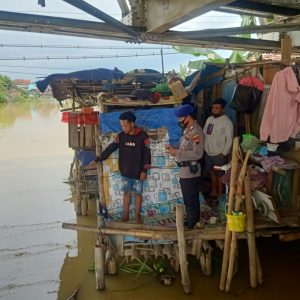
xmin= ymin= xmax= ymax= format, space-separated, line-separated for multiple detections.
xmin=88 ymin=111 xmax=151 ymax=223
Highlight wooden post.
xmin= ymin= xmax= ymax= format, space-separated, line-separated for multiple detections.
xmin=256 ymin=247 xmax=263 ymax=285
xmin=81 ymin=193 xmax=88 ymax=216
xmin=107 ymin=256 xmax=117 ymax=275
xmin=200 ymin=241 xmax=212 ymax=276
xmin=292 ymin=169 xmax=300 ymax=209
xmin=153 ymin=244 xmax=163 ymax=258
xmin=95 ymin=240 xmax=105 ymax=290
xmin=69 ymin=155 xmax=75 ymax=181
xmin=79 ymin=124 xmax=85 ymax=147
xmin=196 ymin=90 xmax=204 ymax=126
xmin=95 ymin=124 xmax=106 ymax=228
xmin=191 ymin=239 xmax=197 ymax=256
xmin=106 ymin=243 xmax=117 ymax=275
xmin=281 ymin=36 xmax=292 ymax=66
xmin=245 ymin=114 xmax=251 ymax=133
xmin=219 ymin=137 xmax=239 ymax=291
xmin=176 ymin=205 xmax=191 ymax=294
xmin=85 ymin=124 xmax=95 ymax=148
xmin=173 ymin=243 xmax=180 ymax=272
xmin=72 ymin=93 xmax=76 ymax=111
xmin=68 ymin=122 xmax=79 ymax=148
xmin=279 ymin=232 xmax=300 ymax=242
xmin=244 ymin=171 xmax=257 ymax=288
xmin=196 ymin=239 xmax=203 ymax=260
xmin=75 ymin=168 xmax=82 ymax=215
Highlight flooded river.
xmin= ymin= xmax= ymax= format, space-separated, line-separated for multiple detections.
xmin=0 ymin=100 xmax=299 ymax=300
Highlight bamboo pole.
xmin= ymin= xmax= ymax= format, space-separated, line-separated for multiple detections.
xmin=71 ymin=88 xmax=82 ymax=215
xmin=94 ymin=124 xmax=106 ymax=227
xmin=62 ymin=222 xmax=245 ymax=241
xmin=219 ymin=137 xmax=240 ymax=291
xmin=244 ymin=171 xmax=257 ymax=288
xmin=95 ymin=244 xmax=105 ymax=290
xmin=104 ymin=220 xmax=177 ymax=231
xmin=225 ymin=150 xmax=251 ymax=292
xmin=225 ymin=232 xmax=238 ymax=292
xmin=176 ymin=205 xmax=191 ymax=294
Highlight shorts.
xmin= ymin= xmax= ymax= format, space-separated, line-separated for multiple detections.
xmin=121 ymin=176 xmax=143 ymax=195
xmin=204 ymin=153 xmax=227 ymax=176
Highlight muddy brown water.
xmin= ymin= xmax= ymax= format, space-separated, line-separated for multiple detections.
xmin=0 ymin=100 xmax=299 ymax=300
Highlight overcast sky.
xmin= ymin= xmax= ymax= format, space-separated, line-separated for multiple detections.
xmin=0 ymin=0 xmax=241 ymax=80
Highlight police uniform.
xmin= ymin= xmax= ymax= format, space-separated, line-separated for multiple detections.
xmin=176 ymin=122 xmax=204 ymax=228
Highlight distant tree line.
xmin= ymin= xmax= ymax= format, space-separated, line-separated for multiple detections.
xmin=0 ymin=75 xmax=38 ymax=103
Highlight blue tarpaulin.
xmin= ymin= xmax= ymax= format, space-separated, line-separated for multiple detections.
xmin=185 ymin=64 xmax=224 ymax=94
xmin=100 ymin=107 xmax=182 ymax=145
xmin=76 ymin=149 xmax=96 ymax=166
xmin=221 ymin=78 xmax=237 ymax=124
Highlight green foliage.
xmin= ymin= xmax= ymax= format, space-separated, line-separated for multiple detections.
xmin=0 ymin=74 xmax=37 ymax=102
xmin=0 ymin=75 xmax=13 ymax=90
xmin=178 ymin=64 xmax=192 ymax=80
xmin=173 ymin=15 xmax=268 ymax=67
xmin=0 ymin=76 xmax=12 ymax=103
xmin=150 ymin=81 xmax=172 ymax=97
xmin=14 ymin=90 xmax=34 ymax=102
xmin=0 ymin=91 xmax=7 ymax=103
xmin=240 ymin=15 xmax=256 ymax=39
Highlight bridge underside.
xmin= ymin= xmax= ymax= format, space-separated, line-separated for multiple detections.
xmin=0 ymin=0 xmax=299 ymax=52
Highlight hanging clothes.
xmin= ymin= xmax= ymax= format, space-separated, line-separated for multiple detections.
xmin=260 ymin=67 xmax=300 ymax=143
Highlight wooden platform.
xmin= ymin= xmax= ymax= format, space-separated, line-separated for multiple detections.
xmin=100 ymin=97 xmax=181 ymax=112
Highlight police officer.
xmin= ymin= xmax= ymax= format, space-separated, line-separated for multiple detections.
xmin=165 ymin=104 xmax=204 ymax=228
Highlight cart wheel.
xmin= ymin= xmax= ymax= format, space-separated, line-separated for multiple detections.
xmin=258 ymin=201 xmax=269 ymax=217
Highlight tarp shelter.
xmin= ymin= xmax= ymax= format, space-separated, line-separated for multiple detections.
xmin=36 ymin=67 xmax=124 ymax=93
xmin=99 ymin=107 xmax=183 ymax=224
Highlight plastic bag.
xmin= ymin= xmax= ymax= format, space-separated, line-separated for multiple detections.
xmin=241 ymin=134 xmax=260 ymax=153
xmin=231 ymin=76 xmax=264 ymax=113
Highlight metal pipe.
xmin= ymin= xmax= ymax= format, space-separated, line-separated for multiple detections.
xmin=117 ymin=0 xmax=130 ymax=18
xmin=160 ymin=48 xmax=165 ymax=76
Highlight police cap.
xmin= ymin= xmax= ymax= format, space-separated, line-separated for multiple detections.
xmin=174 ymin=104 xmax=195 ymax=117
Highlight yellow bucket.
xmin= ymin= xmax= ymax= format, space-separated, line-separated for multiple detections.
xmin=226 ymin=214 xmax=246 ymax=232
